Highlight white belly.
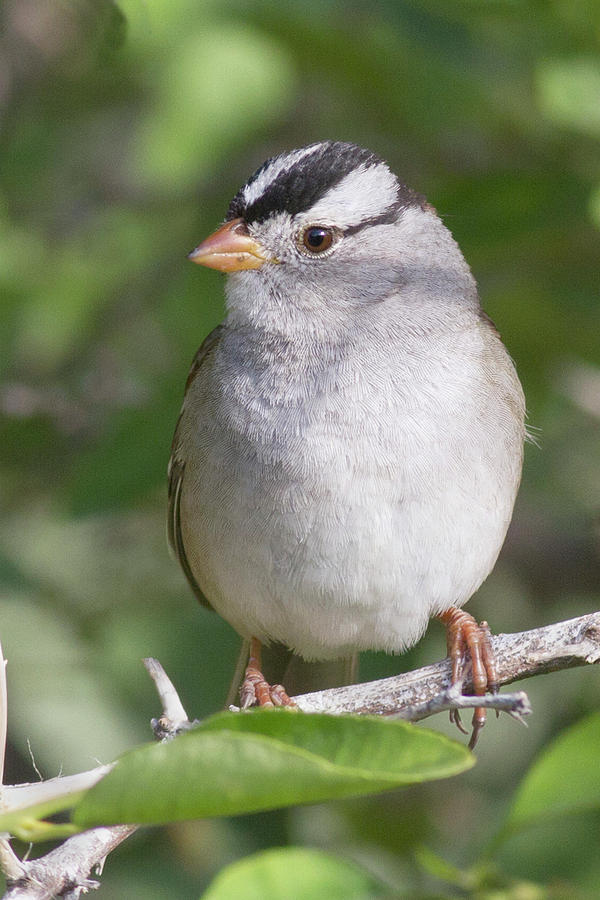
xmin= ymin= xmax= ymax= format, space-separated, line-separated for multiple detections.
xmin=179 ymin=336 xmax=523 ymax=660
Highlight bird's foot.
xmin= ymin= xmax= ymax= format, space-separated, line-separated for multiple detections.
xmin=438 ymin=608 xmax=498 ymax=749
xmin=239 ymin=637 xmax=297 ymax=709
xmin=240 ymin=667 xmax=296 ymax=709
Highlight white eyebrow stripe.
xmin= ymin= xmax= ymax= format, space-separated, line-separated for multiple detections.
xmin=242 ymin=145 xmax=325 ymax=208
xmin=303 ymin=162 xmax=399 ymax=228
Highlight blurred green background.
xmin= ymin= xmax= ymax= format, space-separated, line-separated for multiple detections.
xmin=1 ymin=0 xmax=599 ymax=896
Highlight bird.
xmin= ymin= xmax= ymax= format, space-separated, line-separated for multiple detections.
xmin=168 ymin=140 xmax=526 ymax=747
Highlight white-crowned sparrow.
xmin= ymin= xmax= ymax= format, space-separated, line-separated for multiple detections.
xmin=169 ymin=141 xmax=525 ymax=745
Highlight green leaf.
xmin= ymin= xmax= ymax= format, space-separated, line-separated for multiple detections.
xmin=73 ymin=710 xmax=473 ymax=828
xmin=502 ymin=712 xmax=600 ymax=837
xmin=0 ymin=797 xmax=84 ymax=843
xmin=200 ymin=847 xmax=387 ymax=900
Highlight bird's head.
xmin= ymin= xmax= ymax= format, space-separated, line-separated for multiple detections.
xmin=188 ymin=141 xmax=477 ymax=336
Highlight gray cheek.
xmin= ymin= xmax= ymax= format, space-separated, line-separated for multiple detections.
xmin=310 ymin=260 xmax=408 ymax=306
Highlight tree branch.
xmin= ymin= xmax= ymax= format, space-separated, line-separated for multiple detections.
xmin=1 ymin=611 xmax=598 ymax=898
xmin=294 ymin=611 xmax=600 ymax=715
xmin=2 ymin=826 xmax=137 ymax=900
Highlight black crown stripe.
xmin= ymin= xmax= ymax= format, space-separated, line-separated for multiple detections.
xmin=226 ymin=141 xmax=422 ymax=226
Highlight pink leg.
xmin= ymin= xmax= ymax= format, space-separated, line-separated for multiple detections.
xmin=240 ymin=637 xmax=297 ymax=709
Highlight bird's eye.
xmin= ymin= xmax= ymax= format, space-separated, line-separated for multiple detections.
xmin=300 ymin=226 xmax=335 ymax=255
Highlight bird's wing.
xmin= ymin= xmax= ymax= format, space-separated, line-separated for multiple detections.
xmin=167 ymin=324 xmax=224 ymax=610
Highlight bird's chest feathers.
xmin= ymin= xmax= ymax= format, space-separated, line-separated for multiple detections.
xmin=196 ymin=334 xmax=479 ymax=503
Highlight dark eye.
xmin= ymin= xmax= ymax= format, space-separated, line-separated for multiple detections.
xmin=301 ymin=226 xmax=335 ymax=254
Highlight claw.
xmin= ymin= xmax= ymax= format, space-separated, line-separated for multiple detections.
xmin=449 ymin=707 xmax=469 ymax=735
xmin=438 ymin=608 xmax=498 ymax=748
xmin=468 ymin=711 xmax=486 ymax=750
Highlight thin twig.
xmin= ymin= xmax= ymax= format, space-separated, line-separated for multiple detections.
xmin=143 ymin=658 xmax=197 ymax=740
xmin=2 ymin=768 xmax=112 ymax=813
xmin=143 ymin=658 xmax=189 ymax=724
xmin=391 ymin=683 xmax=532 ymax=724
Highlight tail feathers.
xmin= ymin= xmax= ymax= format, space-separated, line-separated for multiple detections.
xmin=225 ymin=640 xmax=358 ymax=708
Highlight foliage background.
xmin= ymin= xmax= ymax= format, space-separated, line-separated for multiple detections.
xmin=1 ymin=0 xmax=599 ymax=896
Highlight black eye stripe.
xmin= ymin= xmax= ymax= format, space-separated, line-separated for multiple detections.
xmin=342 ymin=193 xmax=421 ymax=235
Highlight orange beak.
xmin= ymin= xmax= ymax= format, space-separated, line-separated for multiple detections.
xmin=187 ymin=217 xmax=269 ymax=272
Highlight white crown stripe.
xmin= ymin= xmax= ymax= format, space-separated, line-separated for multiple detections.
xmin=242 ymin=144 xmax=325 ymax=208
xmin=305 ymin=162 xmax=399 ymax=229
